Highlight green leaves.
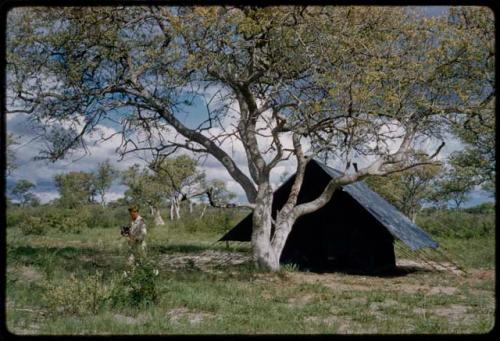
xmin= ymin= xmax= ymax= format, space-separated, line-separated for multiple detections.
xmin=54 ymin=171 xmax=96 ymax=208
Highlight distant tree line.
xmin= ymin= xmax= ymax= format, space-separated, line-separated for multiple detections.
xmin=7 ymin=153 xmax=235 ymax=224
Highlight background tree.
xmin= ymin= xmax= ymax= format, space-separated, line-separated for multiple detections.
xmin=10 ymin=179 xmax=39 ymax=207
xmin=93 ymin=159 xmax=116 ymax=206
xmin=365 ymin=156 xmax=442 ymax=222
xmin=54 ymin=171 xmax=96 ymax=208
xmin=149 ymin=155 xmax=206 ymax=220
xmin=432 ymin=164 xmax=477 ymax=209
xmin=446 ymin=7 xmax=495 ymax=196
xmin=7 ymin=6 xmax=492 ymax=271
xmin=121 ymin=163 xmax=169 ymax=226
xmin=6 ymin=133 xmax=18 ymax=176
xmin=198 ymin=179 xmax=237 ymax=218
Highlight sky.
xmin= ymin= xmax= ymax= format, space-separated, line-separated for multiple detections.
xmin=5 ymin=5 xmax=494 ymax=209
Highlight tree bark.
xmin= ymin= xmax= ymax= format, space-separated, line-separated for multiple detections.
xmin=150 ymin=205 xmax=165 ymax=226
xmin=251 ymin=183 xmax=280 ymax=271
xmin=175 ymin=200 xmax=181 ymax=220
xmin=199 ymin=204 xmax=207 ymax=218
xmin=170 ymin=200 xmax=175 ymax=220
xmin=271 ymin=214 xmax=295 ymax=262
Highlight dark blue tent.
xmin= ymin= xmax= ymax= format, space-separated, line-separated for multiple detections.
xmin=219 ymin=159 xmax=439 ymax=273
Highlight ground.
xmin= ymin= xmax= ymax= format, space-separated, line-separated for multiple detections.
xmin=5 ymin=223 xmax=495 ymax=335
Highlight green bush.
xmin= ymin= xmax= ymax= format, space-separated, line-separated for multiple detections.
xmin=41 ymin=271 xmax=115 ymax=316
xmin=7 ymin=204 xmax=133 ymax=232
xmin=6 ymin=209 xmax=26 ymax=228
xmin=109 ymin=258 xmax=159 ymax=307
xmin=18 ymin=216 xmax=46 ymax=236
xmin=417 ymin=208 xmax=495 ymax=239
xmin=464 ymin=202 xmax=495 ymax=215
xmin=77 ymin=204 xmax=137 ymax=230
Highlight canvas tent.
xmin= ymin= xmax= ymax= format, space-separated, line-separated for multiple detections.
xmin=218 ymin=159 xmax=439 ymax=273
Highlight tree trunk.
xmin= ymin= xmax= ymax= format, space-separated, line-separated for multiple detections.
xmin=271 ymin=212 xmax=295 ymax=262
xmin=251 ymin=183 xmax=280 ymax=271
xmin=199 ymin=204 xmax=207 ymax=218
xmin=170 ymin=201 xmax=175 ymax=220
xmin=174 ymin=200 xmax=181 ymax=220
xmin=151 ymin=206 xmax=165 ymax=226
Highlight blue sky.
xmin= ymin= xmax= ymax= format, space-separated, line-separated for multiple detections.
xmin=5 ymin=5 xmax=494 ymax=209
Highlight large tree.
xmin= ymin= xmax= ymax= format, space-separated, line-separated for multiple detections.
xmin=120 ymin=163 xmax=166 ymax=225
xmin=7 ymin=6 xmax=492 ymax=271
xmin=54 ymin=171 xmax=96 ymax=208
xmin=6 ymin=133 xmax=18 ymax=176
xmin=446 ymin=7 xmax=495 ymax=196
xmin=121 ymin=155 xmax=207 ymax=224
xmin=149 ymin=154 xmax=206 ymax=220
xmin=432 ymin=163 xmax=477 ymax=209
xmin=93 ymin=159 xmax=116 ymax=206
xmin=10 ymin=179 xmax=39 ymax=207
xmin=365 ymin=155 xmax=442 ymax=222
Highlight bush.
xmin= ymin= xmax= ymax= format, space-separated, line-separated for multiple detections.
xmin=109 ymin=257 xmax=159 ymax=307
xmin=7 ymin=204 xmax=133 ymax=232
xmin=84 ymin=205 xmax=127 ymax=229
xmin=464 ymin=202 xmax=495 ymax=215
xmin=417 ymin=208 xmax=495 ymax=239
xmin=60 ymin=216 xmax=85 ymax=234
xmin=18 ymin=216 xmax=46 ymax=236
xmin=6 ymin=209 xmax=26 ymax=228
xmin=41 ymin=271 xmax=115 ymax=316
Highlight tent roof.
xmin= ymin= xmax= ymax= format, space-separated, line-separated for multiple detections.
xmin=314 ymin=160 xmax=439 ymax=250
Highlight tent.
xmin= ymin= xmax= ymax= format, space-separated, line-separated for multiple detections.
xmin=218 ymin=159 xmax=439 ymax=274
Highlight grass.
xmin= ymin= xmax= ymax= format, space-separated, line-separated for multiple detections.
xmin=5 ymin=216 xmax=496 ymax=335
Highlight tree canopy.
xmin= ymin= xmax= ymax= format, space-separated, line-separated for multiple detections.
xmin=6 ymin=6 xmax=494 ymax=270
xmin=54 ymin=171 xmax=96 ymax=208
xmin=11 ymin=179 xmax=39 ymax=206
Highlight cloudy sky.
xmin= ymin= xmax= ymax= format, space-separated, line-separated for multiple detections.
xmin=5 ymin=5 xmax=493 ymax=207
xmin=6 ymin=94 xmax=493 ymax=208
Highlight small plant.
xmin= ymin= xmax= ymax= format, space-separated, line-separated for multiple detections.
xmin=109 ymin=257 xmax=160 ymax=307
xmin=41 ymin=271 xmax=115 ymax=316
xmin=281 ymin=263 xmax=300 ymax=272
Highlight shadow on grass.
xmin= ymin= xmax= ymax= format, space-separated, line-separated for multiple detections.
xmin=7 ymin=245 xmax=122 ymax=272
xmin=151 ymin=244 xmax=210 ymax=254
xmin=151 ymin=242 xmax=251 ymax=254
xmin=305 ymin=265 xmax=433 ymax=278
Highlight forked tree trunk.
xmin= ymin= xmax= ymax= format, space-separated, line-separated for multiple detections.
xmin=150 ymin=205 xmax=165 ymax=226
xmin=169 ymin=196 xmax=182 ymax=220
xmin=251 ymin=183 xmax=280 ymax=271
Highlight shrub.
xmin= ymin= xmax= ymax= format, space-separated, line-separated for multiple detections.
xmin=60 ymin=216 xmax=85 ymax=234
xmin=109 ymin=257 xmax=159 ymax=307
xmin=41 ymin=271 xmax=115 ymax=316
xmin=18 ymin=216 xmax=46 ymax=236
xmin=417 ymin=209 xmax=495 ymax=239
xmin=84 ymin=205 xmax=124 ymax=229
xmin=6 ymin=209 xmax=26 ymax=228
